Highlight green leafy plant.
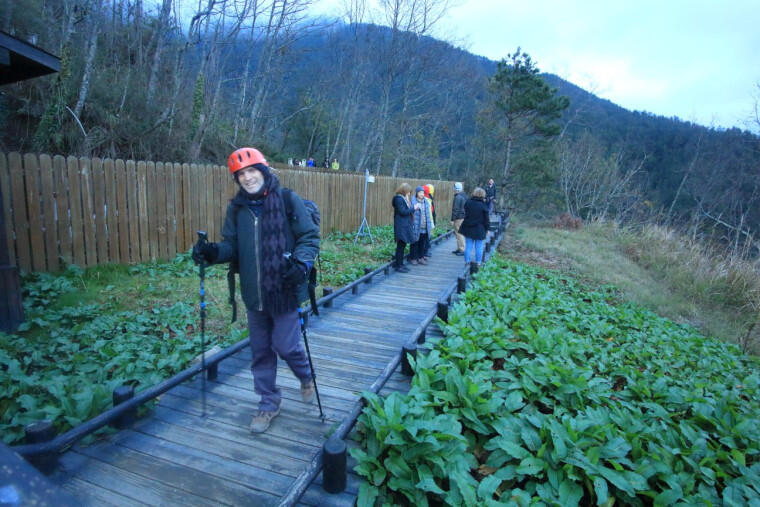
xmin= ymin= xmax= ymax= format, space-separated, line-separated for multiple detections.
xmin=351 ymin=258 xmax=760 ymax=505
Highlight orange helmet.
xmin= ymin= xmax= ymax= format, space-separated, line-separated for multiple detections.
xmin=227 ymin=147 xmax=267 ymax=174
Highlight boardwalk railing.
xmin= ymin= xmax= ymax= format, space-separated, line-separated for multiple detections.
xmin=0 ymin=152 xmax=455 ymax=273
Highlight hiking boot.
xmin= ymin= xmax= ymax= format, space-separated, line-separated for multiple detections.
xmin=410 ymin=259 xmax=419 ymax=265
xmin=418 ymin=258 xmax=428 ymax=265
xmin=394 ymin=265 xmax=410 ymax=273
xmin=301 ymin=379 xmax=315 ymax=403
xmin=249 ymin=408 xmax=280 ymax=433
xmin=451 ymin=249 xmax=461 ymax=255
xmin=454 ymin=251 xmax=464 ymax=256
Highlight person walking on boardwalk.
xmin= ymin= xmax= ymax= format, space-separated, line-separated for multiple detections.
xmin=410 ymin=186 xmax=434 ymax=265
xmin=450 ymin=182 xmax=466 ymax=256
xmin=192 ymin=147 xmax=320 ymax=433
xmin=485 ymin=178 xmax=497 ymax=214
xmin=392 ymin=183 xmax=417 ymax=272
xmin=459 ymin=187 xmax=490 ymax=266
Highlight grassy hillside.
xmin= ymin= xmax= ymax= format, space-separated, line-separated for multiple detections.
xmin=500 ymin=219 xmax=760 ymax=353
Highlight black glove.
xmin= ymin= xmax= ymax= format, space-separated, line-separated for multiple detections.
xmin=282 ymin=259 xmax=307 ymax=286
xmin=192 ymin=242 xmax=218 ymax=265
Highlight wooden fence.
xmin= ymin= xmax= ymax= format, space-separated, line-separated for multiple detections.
xmin=0 ymin=152 xmax=455 ymax=273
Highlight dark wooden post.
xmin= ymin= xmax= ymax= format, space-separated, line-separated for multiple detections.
xmin=457 ymin=276 xmax=466 ymax=293
xmin=112 ymin=385 xmax=136 ymax=429
xmin=437 ymin=301 xmax=448 ymax=323
xmin=322 ymin=287 xmax=333 ymax=308
xmin=363 ymin=267 xmax=372 ymax=283
xmin=24 ymin=420 xmax=57 ymax=472
xmin=401 ymin=345 xmax=417 ymax=376
xmin=322 ymin=436 xmax=347 ymax=493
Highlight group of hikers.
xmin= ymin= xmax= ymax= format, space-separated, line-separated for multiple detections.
xmin=289 ymin=156 xmax=340 ymax=170
xmin=192 ymin=146 xmax=497 ymax=433
xmin=391 ymin=179 xmax=497 ymax=272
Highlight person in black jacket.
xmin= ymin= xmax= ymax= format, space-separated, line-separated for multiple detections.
xmin=485 ymin=178 xmax=497 ymax=214
xmin=391 ymin=182 xmax=418 ymax=272
xmin=459 ymin=187 xmax=490 ymax=265
xmin=192 ymin=147 xmax=320 ymax=434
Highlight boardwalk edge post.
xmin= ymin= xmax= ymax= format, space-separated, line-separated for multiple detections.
xmin=24 ymin=420 xmax=57 ymax=472
xmin=322 ymin=436 xmax=347 ymax=494
xmin=401 ymin=345 xmax=417 ymax=376
xmin=112 ymin=385 xmax=136 ymax=429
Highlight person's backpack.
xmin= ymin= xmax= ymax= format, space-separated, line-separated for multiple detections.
xmin=227 ymin=188 xmax=321 ymax=322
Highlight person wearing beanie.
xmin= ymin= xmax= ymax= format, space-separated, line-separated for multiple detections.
xmin=450 ymin=182 xmax=466 ymax=255
xmin=422 ymin=185 xmax=435 ymax=259
xmin=192 ymin=147 xmax=320 ymax=434
xmin=410 ymin=185 xmax=433 ymax=265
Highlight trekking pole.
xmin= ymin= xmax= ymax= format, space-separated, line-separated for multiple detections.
xmin=299 ymin=309 xmax=325 ymax=421
xmin=197 ymin=231 xmax=208 ymax=417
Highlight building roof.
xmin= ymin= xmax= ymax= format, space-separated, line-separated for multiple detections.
xmin=0 ymin=31 xmax=60 ymax=85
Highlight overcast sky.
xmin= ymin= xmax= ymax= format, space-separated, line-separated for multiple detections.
xmin=313 ymin=0 xmax=760 ymax=131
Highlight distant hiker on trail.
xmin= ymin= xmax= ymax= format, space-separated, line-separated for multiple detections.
xmin=192 ymin=147 xmax=320 ymax=434
xmin=423 ymin=184 xmax=435 ymax=259
xmin=460 ymin=187 xmax=490 ymax=266
xmin=410 ymin=186 xmax=434 ymax=265
xmin=485 ymin=178 xmax=497 ymax=214
xmin=451 ymin=182 xmax=466 ymax=256
xmin=323 ymin=157 xmax=329 ymax=169
xmin=307 ymin=157 xmax=315 ymax=167
xmin=331 ymin=158 xmax=340 ymax=171
xmin=392 ymin=183 xmax=417 ymax=272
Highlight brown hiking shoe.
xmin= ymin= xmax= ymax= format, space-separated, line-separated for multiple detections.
xmin=301 ymin=379 xmax=315 ymax=403
xmin=249 ymin=408 xmax=280 ymax=433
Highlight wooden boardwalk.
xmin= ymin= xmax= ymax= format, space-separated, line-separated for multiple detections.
xmin=50 ymin=233 xmax=487 ymax=505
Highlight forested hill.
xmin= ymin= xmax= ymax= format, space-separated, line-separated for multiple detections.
xmin=2 ymin=8 xmax=758 ymax=238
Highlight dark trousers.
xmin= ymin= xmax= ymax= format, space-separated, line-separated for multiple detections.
xmin=410 ymin=233 xmax=428 ymax=260
xmin=394 ymin=240 xmax=407 ymax=267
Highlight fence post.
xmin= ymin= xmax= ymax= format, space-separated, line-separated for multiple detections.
xmin=322 ymin=287 xmax=333 ymax=308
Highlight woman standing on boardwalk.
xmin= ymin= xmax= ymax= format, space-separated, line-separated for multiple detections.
xmin=459 ymin=187 xmax=490 ymax=266
xmin=392 ymin=183 xmax=418 ymax=272
xmin=409 ymin=186 xmax=434 ymax=265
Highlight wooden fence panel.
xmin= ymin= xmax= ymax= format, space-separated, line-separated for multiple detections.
xmin=103 ymin=159 xmax=119 ymax=263
xmin=137 ymin=161 xmax=149 ymax=263
xmin=126 ymin=160 xmax=140 ymax=263
xmin=166 ymin=164 xmax=177 ymax=259
xmin=8 ymin=153 xmax=31 ymax=272
xmin=23 ymin=154 xmax=46 ymax=272
xmin=0 ymin=153 xmax=456 ymax=271
xmin=90 ymin=158 xmax=108 ymax=265
xmin=0 ymin=153 xmax=13 ymax=265
xmin=115 ymin=159 xmax=129 ymax=264
xmin=66 ymin=156 xmax=86 ymax=268
xmin=79 ymin=157 xmax=98 ymax=267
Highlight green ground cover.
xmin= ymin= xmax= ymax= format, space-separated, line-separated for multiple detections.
xmin=0 ymin=225 xmax=414 ymax=445
xmin=351 ymin=258 xmax=760 ymax=506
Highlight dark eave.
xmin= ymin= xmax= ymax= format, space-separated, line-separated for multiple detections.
xmin=0 ymin=31 xmax=60 ymax=85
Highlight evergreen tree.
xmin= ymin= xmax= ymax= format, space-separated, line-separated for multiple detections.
xmin=486 ymin=48 xmax=569 ymax=180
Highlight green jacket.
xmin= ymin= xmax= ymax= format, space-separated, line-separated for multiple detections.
xmin=216 ymin=189 xmax=320 ymax=312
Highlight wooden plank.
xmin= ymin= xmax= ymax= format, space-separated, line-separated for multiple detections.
xmin=56 ymin=451 xmax=210 ymax=506
xmin=166 ymin=163 xmax=177 ymax=259
xmin=59 ymin=476 xmax=147 ymax=507
xmin=90 ymin=158 xmax=108 ymax=266
xmin=0 ymin=153 xmax=14 ymax=265
xmin=146 ymin=162 xmax=158 ymax=261
xmin=137 ymin=161 xmax=149 ymax=263
xmin=103 ymin=159 xmax=119 ymax=263
xmin=8 ymin=153 xmax=31 ymax=272
xmin=173 ymin=163 xmax=184 ymax=254
xmin=115 ymin=159 xmax=129 ymax=264
xmin=53 ymin=155 xmax=73 ymax=266
xmin=181 ymin=163 xmax=191 ymax=251
xmin=126 ymin=160 xmax=140 ymax=263
xmin=66 ymin=156 xmax=86 ymax=268
xmin=155 ymin=162 xmax=168 ymax=260
xmin=23 ymin=153 xmax=46 ymax=271
xmin=75 ymin=441 xmax=280 ymax=506
xmin=79 ymin=157 xmax=98 ymax=267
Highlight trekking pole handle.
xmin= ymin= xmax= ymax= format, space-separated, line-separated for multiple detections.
xmin=197 ymin=230 xmax=208 ymax=244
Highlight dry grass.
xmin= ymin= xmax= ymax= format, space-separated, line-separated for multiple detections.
xmin=501 ymin=218 xmax=760 ymax=352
